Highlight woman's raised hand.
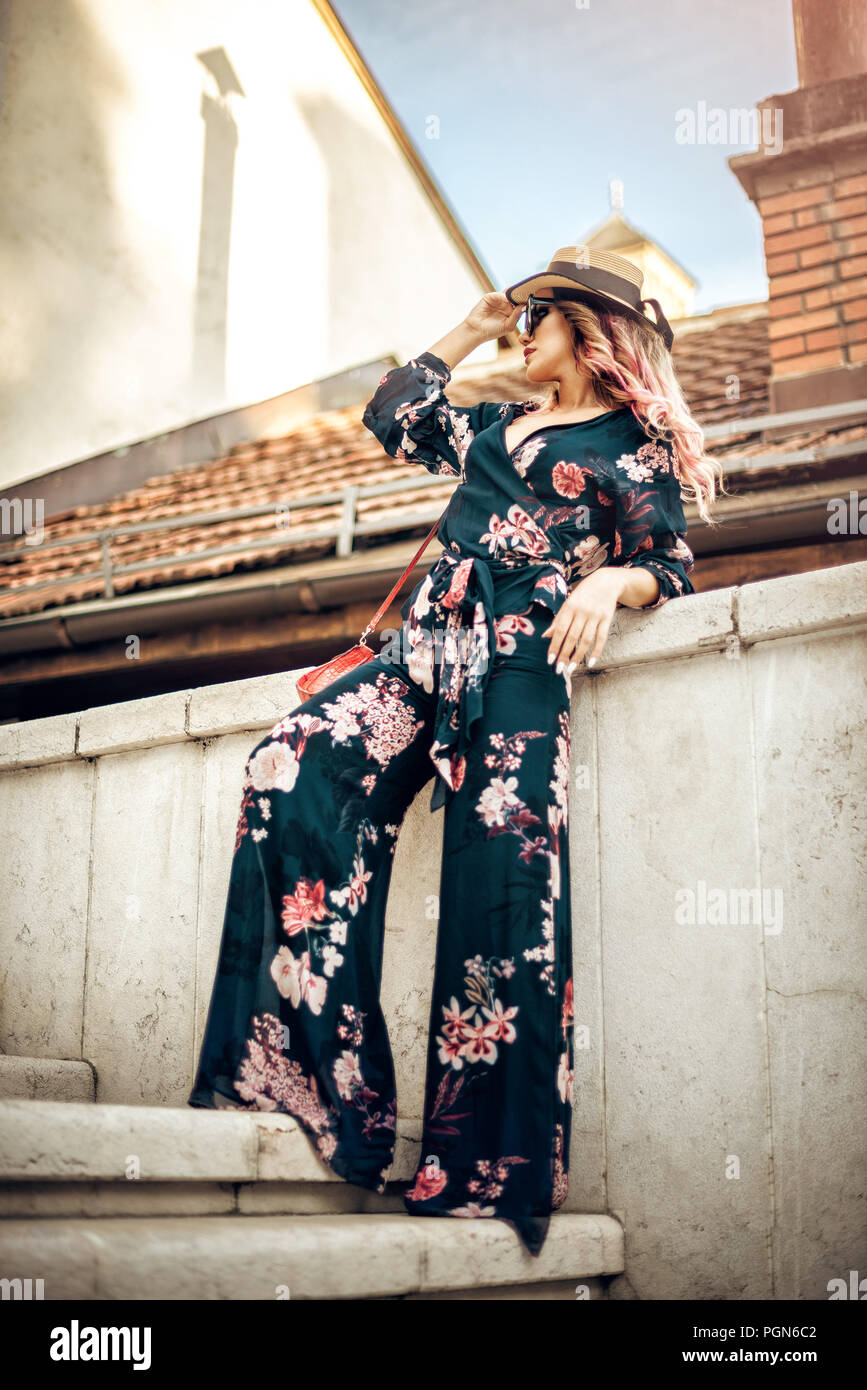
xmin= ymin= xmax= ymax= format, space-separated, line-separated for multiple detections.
xmin=464 ymin=292 xmax=524 ymax=343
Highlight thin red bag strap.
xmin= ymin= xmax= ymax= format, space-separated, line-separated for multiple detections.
xmin=358 ymin=508 xmax=447 ymax=644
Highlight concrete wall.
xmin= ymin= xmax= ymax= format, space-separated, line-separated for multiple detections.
xmin=1 ymin=559 xmax=865 ymax=1300
xmin=0 ymin=0 xmax=492 ymax=487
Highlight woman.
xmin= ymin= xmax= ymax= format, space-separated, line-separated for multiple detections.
xmin=188 ymin=246 xmax=722 ymax=1258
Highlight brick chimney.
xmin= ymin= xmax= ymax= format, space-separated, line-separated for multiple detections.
xmin=729 ymin=0 xmax=867 ymax=413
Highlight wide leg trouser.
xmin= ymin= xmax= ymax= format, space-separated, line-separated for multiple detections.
xmin=188 ymin=605 xmax=574 ymax=1256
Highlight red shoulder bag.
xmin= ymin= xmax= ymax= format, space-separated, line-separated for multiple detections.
xmin=295 ymin=511 xmax=446 ymax=702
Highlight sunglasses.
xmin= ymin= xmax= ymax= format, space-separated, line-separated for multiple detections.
xmin=516 ymin=289 xmax=673 ymax=352
xmin=517 ymin=293 xmax=579 ymax=339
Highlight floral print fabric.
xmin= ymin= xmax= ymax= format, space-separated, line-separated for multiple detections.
xmin=361 ymin=348 xmax=695 ymax=606
xmin=190 ymin=613 xmax=574 ymax=1257
xmin=360 ymin=350 xmax=695 ymax=811
xmin=189 ymin=352 xmax=695 ymax=1258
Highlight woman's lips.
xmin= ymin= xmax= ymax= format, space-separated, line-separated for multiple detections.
xmin=523 ymin=348 xmax=535 ymax=359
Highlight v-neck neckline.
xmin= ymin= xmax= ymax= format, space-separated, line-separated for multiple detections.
xmin=502 ymin=406 xmax=628 ymax=459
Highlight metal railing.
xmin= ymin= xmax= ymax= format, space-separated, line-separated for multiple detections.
xmin=0 ymin=472 xmax=454 ymax=601
xmin=701 ymin=397 xmax=867 ymax=440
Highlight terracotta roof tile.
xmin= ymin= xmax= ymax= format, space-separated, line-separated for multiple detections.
xmin=0 ymin=409 xmax=452 ymax=618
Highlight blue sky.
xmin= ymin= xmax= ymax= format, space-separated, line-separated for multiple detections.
xmin=332 ymin=0 xmax=799 ymax=313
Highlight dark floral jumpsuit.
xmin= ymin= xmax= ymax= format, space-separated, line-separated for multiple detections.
xmin=188 ymin=350 xmax=696 ymax=1256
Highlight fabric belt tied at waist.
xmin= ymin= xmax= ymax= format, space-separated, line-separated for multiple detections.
xmin=424 ymin=552 xmax=496 ymax=812
xmin=406 ymin=548 xmax=572 ymax=812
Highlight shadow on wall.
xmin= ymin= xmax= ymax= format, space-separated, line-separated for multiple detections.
xmin=192 ymin=47 xmax=245 ymax=404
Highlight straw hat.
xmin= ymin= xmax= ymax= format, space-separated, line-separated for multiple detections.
xmin=505 ymin=244 xmax=675 ymax=351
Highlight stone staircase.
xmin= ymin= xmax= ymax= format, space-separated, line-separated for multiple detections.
xmin=0 ymin=1059 xmax=624 ymax=1300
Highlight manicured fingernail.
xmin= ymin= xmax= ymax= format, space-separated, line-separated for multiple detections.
xmin=568 ymin=662 xmax=577 ymax=675
xmin=556 ymin=661 xmax=564 ymax=676
xmin=547 ymin=651 xmax=555 ymax=665
xmin=586 ymin=656 xmax=596 ymax=667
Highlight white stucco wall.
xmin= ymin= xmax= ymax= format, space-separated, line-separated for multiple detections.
xmin=0 ymin=0 xmax=493 ymax=488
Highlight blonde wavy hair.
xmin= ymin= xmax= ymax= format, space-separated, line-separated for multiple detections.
xmin=527 ymin=299 xmax=727 ymax=525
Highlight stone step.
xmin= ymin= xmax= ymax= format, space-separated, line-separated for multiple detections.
xmin=0 ymin=1057 xmax=95 ymax=1103
xmin=0 ymin=1211 xmax=623 ymax=1300
xmin=0 ymin=1098 xmax=422 ymax=1216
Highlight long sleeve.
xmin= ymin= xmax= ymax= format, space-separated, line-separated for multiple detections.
xmin=361 ymin=351 xmax=499 ymax=482
xmin=603 ymin=436 xmax=696 ymax=610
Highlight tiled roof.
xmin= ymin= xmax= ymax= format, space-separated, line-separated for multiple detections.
xmin=666 ymin=307 xmax=770 ymax=423
xmin=1 ymin=300 xmax=861 ymax=623
xmin=0 ymin=411 xmax=449 ymax=618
